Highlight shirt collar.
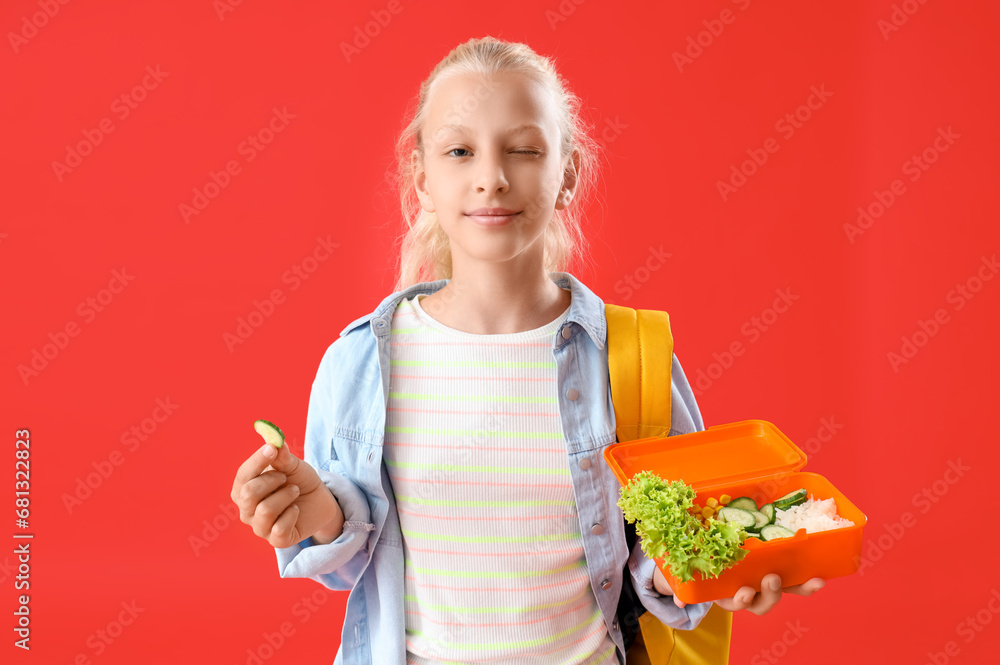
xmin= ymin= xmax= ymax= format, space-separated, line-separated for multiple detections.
xmin=338 ymin=271 xmax=607 ymax=350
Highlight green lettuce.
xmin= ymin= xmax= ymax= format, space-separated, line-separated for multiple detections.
xmin=618 ymin=470 xmax=748 ymax=583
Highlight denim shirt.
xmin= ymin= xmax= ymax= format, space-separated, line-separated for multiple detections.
xmin=275 ymin=271 xmax=712 ymax=665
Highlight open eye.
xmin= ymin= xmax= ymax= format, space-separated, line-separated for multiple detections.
xmin=446 ymin=148 xmax=471 ymax=158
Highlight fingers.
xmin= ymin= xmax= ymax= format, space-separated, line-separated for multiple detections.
xmin=251 ymin=483 xmax=301 ymax=539
xmin=783 ymin=577 xmax=826 ymax=596
xmin=268 ymin=503 xmax=301 ymax=549
xmin=713 ymin=575 xmax=826 ymax=616
xmin=235 ymin=469 xmax=287 ymax=525
xmin=264 ymin=440 xmax=302 ymax=477
xmin=232 ymin=443 xmax=282 ymax=503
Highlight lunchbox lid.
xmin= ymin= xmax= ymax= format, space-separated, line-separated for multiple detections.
xmin=603 ymin=419 xmax=807 ymax=489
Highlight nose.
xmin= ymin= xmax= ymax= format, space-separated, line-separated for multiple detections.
xmin=473 ymin=150 xmax=510 ymax=194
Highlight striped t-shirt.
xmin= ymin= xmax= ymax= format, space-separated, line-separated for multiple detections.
xmin=385 ymin=292 xmax=619 ymax=665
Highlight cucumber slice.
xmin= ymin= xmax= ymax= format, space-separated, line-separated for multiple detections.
xmin=773 ymin=489 xmax=807 ymax=510
xmin=760 ymin=503 xmax=776 ymax=525
xmin=718 ymin=507 xmax=756 ymax=528
xmin=254 ymin=419 xmax=285 ymax=449
xmin=727 ymin=496 xmax=758 ymax=512
xmin=759 ymin=525 xmax=796 ymax=541
xmin=750 ymin=510 xmax=770 ymax=531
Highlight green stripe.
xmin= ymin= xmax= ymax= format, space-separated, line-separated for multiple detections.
xmin=403 ymin=589 xmax=589 ymax=615
xmin=386 ymin=459 xmax=569 ymax=475
xmin=386 ymin=393 xmax=557 ymax=404
xmin=405 ymin=609 xmax=602 ymax=649
xmin=396 ymin=494 xmax=575 ymax=508
xmin=411 ymin=560 xmax=586 ymax=579
xmin=390 ymin=359 xmax=556 ymax=368
xmin=401 ymin=528 xmax=580 ymax=544
xmin=557 ymin=643 xmax=617 ymax=665
xmin=386 ymin=425 xmax=561 ymax=437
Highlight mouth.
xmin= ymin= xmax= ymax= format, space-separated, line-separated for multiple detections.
xmin=465 ymin=209 xmax=520 ymax=226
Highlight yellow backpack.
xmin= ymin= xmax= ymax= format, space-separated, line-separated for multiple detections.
xmin=605 ymin=303 xmax=733 ymax=665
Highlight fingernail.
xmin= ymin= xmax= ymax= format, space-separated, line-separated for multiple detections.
xmin=290 ymin=485 xmax=300 ymax=495
xmin=741 ymin=592 xmax=754 ymax=604
xmin=262 ymin=443 xmax=276 ymax=459
xmin=770 ymin=578 xmax=780 ymax=591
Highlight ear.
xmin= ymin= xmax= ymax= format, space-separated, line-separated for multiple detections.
xmin=412 ymin=149 xmax=435 ymax=213
xmin=554 ymin=147 xmax=581 ymax=210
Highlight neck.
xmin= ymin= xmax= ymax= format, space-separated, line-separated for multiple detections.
xmin=422 ymin=257 xmax=570 ymax=335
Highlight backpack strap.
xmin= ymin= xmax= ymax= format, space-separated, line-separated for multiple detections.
xmin=605 ymin=304 xmax=673 ymax=440
xmin=605 ymin=303 xmax=733 ymax=665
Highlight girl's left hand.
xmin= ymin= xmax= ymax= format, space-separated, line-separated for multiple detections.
xmin=654 ymin=566 xmax=826 ymax=616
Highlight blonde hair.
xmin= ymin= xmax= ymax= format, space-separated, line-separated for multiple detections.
xmin=389 ymin=36 xmax=604 ymax=292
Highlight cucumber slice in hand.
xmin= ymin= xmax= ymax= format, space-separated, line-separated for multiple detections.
xmin=254 ymin=419 xmax=285 ymax=449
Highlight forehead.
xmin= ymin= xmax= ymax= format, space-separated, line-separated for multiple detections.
xmin=425 ymin=71 xmax=560 ymax=143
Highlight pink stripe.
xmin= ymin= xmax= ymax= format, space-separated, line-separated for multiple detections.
xmin=397 ymin=507 xmax=576 ymax=522
xmin=406 ymin=546 xmax=583 ymax=558
xmin=405 ymin=574 xmax=589 ymax=594
xmin=388 ymin=405 xmax=559 ymax=416
xmin=385 ymin=439 xmax=565 ymax=455
xmin=393 ymin=337 xmax=554 ymax=346
xmin=538 ymin=620 xmax=609 ymax=658
xmin=405 ymin=595 xmax=593 ymax=629
xmin=389 ymin=474 xmax=573 ymax=490
xmin=391 ymin=373 xmax=556 ymax=382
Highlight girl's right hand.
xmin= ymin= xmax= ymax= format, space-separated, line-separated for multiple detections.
xmin=231 ymin=441 xmax=345 ymax=548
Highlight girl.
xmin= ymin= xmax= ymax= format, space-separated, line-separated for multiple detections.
xmin=231 ymin=36 xmax=824 ymax=665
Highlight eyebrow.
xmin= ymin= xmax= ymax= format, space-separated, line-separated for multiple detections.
xmin=435 ymin=123 xmax=546 ymax=137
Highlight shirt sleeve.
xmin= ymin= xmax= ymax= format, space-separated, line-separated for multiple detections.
xmin=274 ymin=339 xmax=375 ymax=591
xmin=623 ymin=353 xmax=714 ymax=630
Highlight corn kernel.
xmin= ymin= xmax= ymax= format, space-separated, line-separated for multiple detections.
xmin=706 ymin=497 xmax=719 ymax=508
xmin=719 ymin=494 xmax=731 ymax=505
xmin=701 ymin=506 xmax=715 ymax=518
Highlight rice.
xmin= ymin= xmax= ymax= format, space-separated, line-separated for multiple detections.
xmin=774 ymin=496 xmax=855 ymax=533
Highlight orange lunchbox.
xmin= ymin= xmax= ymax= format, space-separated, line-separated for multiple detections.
xmin=604 ymin=419 xmax=867 ymax=605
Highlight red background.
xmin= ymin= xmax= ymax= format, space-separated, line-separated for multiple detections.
xmin=3 ymin=0 xmax=998 ymax=663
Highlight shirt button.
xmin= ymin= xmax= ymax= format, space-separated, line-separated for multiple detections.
xmin=566 ymin=388 xmax=579 ymax=401
xmin=561 ymin=327 xmax=571 ymax=339
xmin=601 ymin=579 xmax=612 ymax=590
xmin=591 ymin=523 xmax=604 ymax=535
xmin=613 ymin=619 xmax=619 ymax=632
xmin=578 ymin=457 xmax=591 ymax=470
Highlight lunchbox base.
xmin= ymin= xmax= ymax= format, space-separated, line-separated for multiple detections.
xmin=658 ymin=471 xmax=867 ymax=605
